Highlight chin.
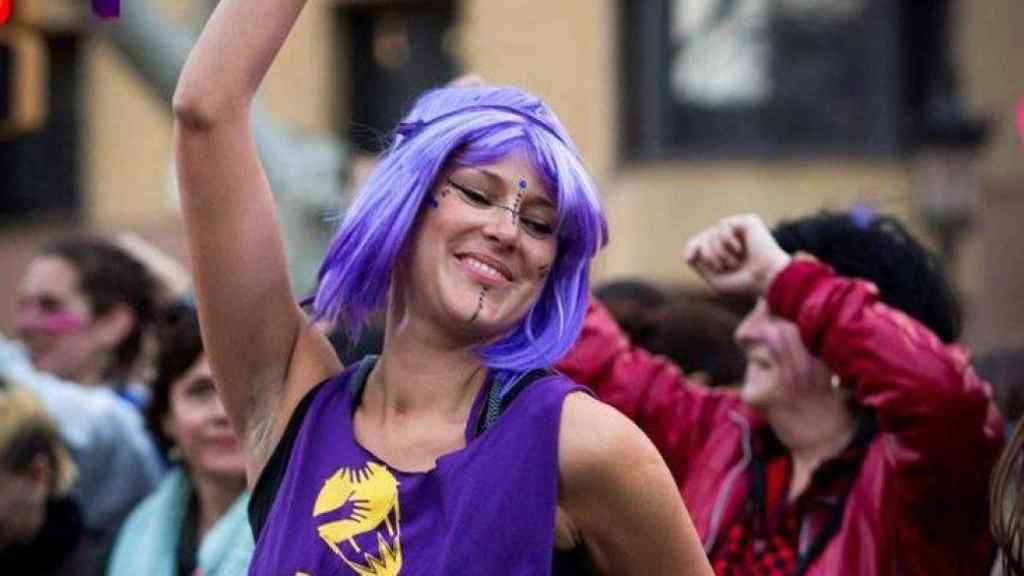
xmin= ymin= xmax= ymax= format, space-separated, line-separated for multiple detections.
xmin=740 ymin=383 xmax=774 ymax=409
xmin=442 ymin=291 xmax=520 ymax=337
xmin=194 ymin=456 xmax=247 ymax=481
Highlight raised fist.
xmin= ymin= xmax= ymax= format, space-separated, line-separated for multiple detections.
xmin=684 ymin=214 xmax=791 ymax=296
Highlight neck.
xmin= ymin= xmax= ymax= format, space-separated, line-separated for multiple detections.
xmin=762 ymin=393 xmax=858 ymax=500
xmin=190 ymin=470 xmax=245 ymax=539
xmin=70 ymin=361 xmax=109 ymax=387
xmin=367 ymin=302 xmax=488 ymax=420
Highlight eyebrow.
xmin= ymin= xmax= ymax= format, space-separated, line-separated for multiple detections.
xmin=462 ymin=167 xmax=557 ymax=210
xmin=466 ymin=167 xmax=503 ymax=184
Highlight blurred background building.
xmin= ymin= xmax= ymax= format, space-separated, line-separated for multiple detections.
xmin=1 ymin=0 xmax=1022 ymax=353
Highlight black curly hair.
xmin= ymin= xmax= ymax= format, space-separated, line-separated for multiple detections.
xmin=594 ymin=280 xmax=669 ymax=349
xmin=772 ymin=211 xmax=962 ymax=343
xmin=645 ymin=297 xmax=746 ymax=387
xmin=41 ymin=236 xmax=157 ymax=384
xmin=145 ymin=301 xmax=204 ymax=458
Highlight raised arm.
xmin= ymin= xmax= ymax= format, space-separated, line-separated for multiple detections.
xmin=768 ymin=260 xmax=1003 ymax=518
xmin=687 ymin=213 xmax=1004 ymax=528
xmin=172 ymin=0 xmax=339 ymax=483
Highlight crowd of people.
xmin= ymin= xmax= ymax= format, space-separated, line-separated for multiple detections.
xmin=2 ymin=0 xmax=1023 ymax=574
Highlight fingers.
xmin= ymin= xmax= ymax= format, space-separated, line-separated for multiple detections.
xmin=707 ymin=225 xmax=739 ymax=270
xmin=683 ymin=235 xmax=701 ymax=265
xmin=685 ymin=221 xmax=746 ymax=273
xmin=716 ymin=222 xmax=744 ymax=265
xmin=719 ymin=221 xmax=744 ymax=256
xmin=684 ymin=230 xmax=724 ymax=274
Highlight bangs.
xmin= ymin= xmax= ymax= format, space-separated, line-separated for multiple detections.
xmin=451 ymin=124 xmax=607 ymax=257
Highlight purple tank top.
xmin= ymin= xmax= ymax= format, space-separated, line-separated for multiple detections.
xmin=249 ymin=358 xmax=586 ymax=576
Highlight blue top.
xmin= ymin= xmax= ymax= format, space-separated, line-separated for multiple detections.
xmin=107 ymin=468 xmax=253 ymax=576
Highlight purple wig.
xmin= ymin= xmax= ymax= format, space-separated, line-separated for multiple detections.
xmin=313 ymin=85 xmax=608 ymax=371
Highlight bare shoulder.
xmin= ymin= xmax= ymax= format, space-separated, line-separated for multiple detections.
xmin=557 ymin=392 xmax=713 ymax=575
xmin=558 ymin=392 xmax=664 ymax=481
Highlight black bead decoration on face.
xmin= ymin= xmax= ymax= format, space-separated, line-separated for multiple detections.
xmin=510 ymin=178 xmax=527 ymax=226
xmin=468 ymin=286 xmax=488 ymax=324
xmin=428 ymin=183 xmax=451 ymax=209
xmin=444 ymin=175 xmax=555 ymax=240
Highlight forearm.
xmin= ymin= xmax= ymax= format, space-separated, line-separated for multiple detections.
xmin=768 ymin=260 xmax=1003 ymax=465
xmin=769 ymin=261 xmax=973 ymax=406
xmin=173 ymin=0 xmax=308 ymax=126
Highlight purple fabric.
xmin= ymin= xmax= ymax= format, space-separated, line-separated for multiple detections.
xmin=249 ymin=359 xmax=585 ymax=575
xmin=91 ymin=0 xmax=120 ymax=18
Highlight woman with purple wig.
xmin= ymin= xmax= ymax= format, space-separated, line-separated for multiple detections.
xmin=171 ymin=0 xmax=712 ymax=574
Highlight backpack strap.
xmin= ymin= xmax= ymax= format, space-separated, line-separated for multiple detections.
xmin=476 ymin=368 xmax=556 ymax=436
xmin=347 ymin=355 xmax=379 ymax=397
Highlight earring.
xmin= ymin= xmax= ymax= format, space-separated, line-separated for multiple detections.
xmin=830 ymin=374 xmax=842 ymax=392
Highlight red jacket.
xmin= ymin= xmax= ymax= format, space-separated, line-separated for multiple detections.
xmin=557 ymin=260 xmax=1004 ymax=575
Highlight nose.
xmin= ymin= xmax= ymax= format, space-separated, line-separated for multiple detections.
xmin=482 ymin=205 xmax=520 ymax=247
xmin=211 ymin=397 xmax=230 ymax=422
xmin=735 ymin=299 xmax=768 ymax=347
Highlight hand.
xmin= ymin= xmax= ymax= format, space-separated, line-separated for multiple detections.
xmin=684 ymin=214 xmax=791 ymax=296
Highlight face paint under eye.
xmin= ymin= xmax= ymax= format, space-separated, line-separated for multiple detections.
xmin=28 ymin=310 xmax=86 ymax=334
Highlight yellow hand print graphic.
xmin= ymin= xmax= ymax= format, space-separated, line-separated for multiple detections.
xmin=313 ymin=463 xmax=403 ymax=576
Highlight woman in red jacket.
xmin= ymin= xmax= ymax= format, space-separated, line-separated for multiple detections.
xmin=558 ymin=212 xmax=1003 ymax=575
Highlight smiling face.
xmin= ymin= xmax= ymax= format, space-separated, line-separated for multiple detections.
xmin=400 ymin=154 xmax=559 ymax=342
xmin=162 ymin=356 xmax=246 ymax=481
xmin=734 ymin=299 xmax=828 ymax=409
xmin=15 ymin=256 xmax=111 ymax=384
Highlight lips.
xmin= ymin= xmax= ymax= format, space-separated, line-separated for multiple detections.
xmin=456 ymin=252 xmax=515 ymax=286
xmin=206 ymin=435 xmax=242 ymax=451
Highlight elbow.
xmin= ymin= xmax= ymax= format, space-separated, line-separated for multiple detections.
xmin=172 ymin=85 xmax=220 ymax=131
xmin=172 ymin=81 xmax=247 ymax=131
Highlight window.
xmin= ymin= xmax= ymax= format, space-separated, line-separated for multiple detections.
xmin=621 ymin=0 xmax=909 ymax=160
xmin=337 ymin=0 xmax=459 ymax=153
xmin=0 ymin=31 xmax=82 ymax=220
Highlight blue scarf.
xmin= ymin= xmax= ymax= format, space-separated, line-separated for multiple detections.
xmin=106 ymin=468 xmax=253 ymax=576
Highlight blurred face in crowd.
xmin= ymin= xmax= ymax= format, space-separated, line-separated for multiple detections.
xmin=0 ymin=457 xmax=50 ymax=550
xmin=735 ymin=299 xmax=829 ymax=410
xmin=162 ymin=355 xmax=246 ymax=481
xmin=16 ymin=256 xmax=112 ymax=384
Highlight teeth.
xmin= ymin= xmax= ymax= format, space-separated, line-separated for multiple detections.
xmin=467 ymin=258 xmax=504 ymax=280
